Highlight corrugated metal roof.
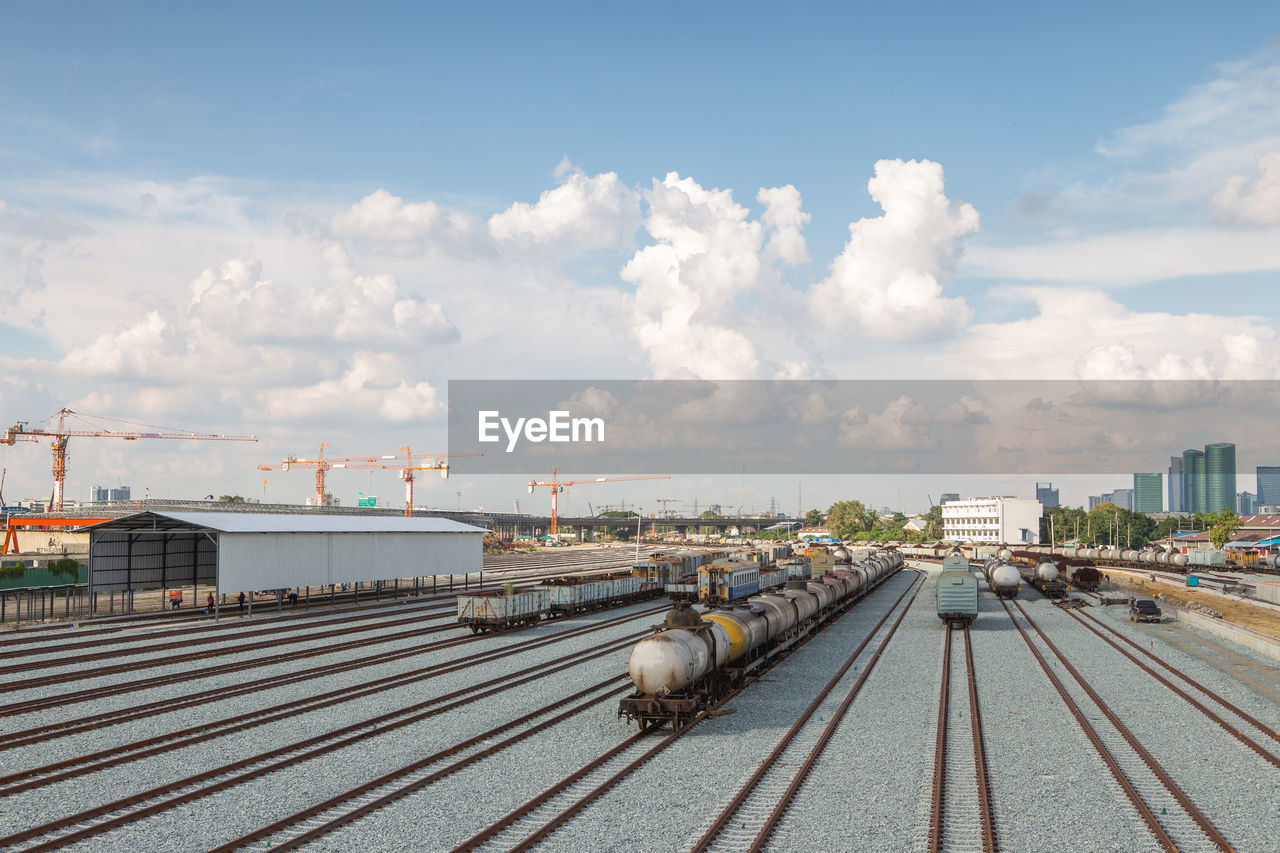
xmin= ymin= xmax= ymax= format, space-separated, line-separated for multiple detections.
xmin=81 ymin=511 xmax=489 ymax=534
xmin=1239 ymin=514 xmax=1280 ymax=527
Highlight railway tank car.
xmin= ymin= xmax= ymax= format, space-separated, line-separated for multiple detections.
xmin=982 ymin=558 xmax=1022 ymax=599
xmin=619 ymin=551 xmax=905 ymax=730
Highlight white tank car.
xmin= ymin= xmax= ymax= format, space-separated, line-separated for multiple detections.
xmin=627 ymin=621 xmax=730 ymax=696
xmin=997 ymin=548 xmax=1013 ymax=560
xmin=983 ymin=560 xmax=1021 ymax=598
xmin=1036 ymin=561 xmax=1059 ymax=583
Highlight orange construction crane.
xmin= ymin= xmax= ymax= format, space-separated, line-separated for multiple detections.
xmin=3 ymin=408 xmax=258 ymax=512
xmin=527 ymin=469 xmax=670 ymax=535
xmin=259 ymin=446 xmax=481 ymax=515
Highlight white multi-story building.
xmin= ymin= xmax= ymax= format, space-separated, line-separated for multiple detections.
xmin=942 ymin=497 xmax=1042 ymax=544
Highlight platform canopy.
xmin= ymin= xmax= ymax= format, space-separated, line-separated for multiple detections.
xmin=83 ymin=511 xmax=487 ymax=593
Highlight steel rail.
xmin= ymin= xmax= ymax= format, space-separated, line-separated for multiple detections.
xmin=746 ymin=575 xmax=923 ymax=853
xmin=0 ymin=619 xmax=656 ymax=850
xmin=1063 ymin=610 xmax=1280 ymax=770
xmin=0 ymin=626 xmax=649 ymax=798
xmin=495 ymin=570 xmax=921 ymax=853
xmin=926 ymin=622 xmax=952 ymax=853
xmin=1074 ymin=609 xmax=1280 ymax=746
xmin=691 ymin=573 xmax=923 ymax=852
xmin=964 ymin=624 xmax=998 ymax=853
xmin=1001 ymin=599 xmax=1177 ymax=852
xmin=1013 ymin=600 xmax=1234 ymax=852
xmin=211 ymin=682 xmax=634 ymax=852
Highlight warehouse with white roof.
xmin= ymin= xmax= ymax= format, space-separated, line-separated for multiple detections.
xmin=84 ymin=511 xmax=487 ymax=603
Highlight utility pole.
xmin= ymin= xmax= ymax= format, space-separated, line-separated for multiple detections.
xmin=456 ymin=491 xmax=462 ymax=511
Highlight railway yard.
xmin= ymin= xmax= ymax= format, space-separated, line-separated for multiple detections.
xmin=0 ymin=546 xmax=1277 ymax=851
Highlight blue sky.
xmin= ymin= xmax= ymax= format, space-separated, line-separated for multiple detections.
xmin=2 ymin=3 xmax=1280 ymax=512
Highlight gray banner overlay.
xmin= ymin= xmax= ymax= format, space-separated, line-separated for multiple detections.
xmin=447 ymin=380 xmax=1279 ymax=475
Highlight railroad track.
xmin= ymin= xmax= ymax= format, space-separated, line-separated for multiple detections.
xmin=688 ymin=573 xmax=923 ymax=853
xmin=0 ymin=600 xmax=459 ymax=675
xmin=920 ymin=623 xmax=997 ymax=853
xmin=0 ymin=557 xmax=636 ymax=653
xmin=0 ymin=576 xmax=654 ymax=717
xmin=447 ymin=571 xmax=922 ymax=853
xmin=1068 ymin=609 xmax=1280 ymax=764
xmin=0 ymin=610 xmax=663 ymax=851
xmin=213 ymin=682 xmax=637 ymax=853
xmin=1002 ymin=599 xmax=1235 ymax=853
xmin=0 ymin=550 xmax=636 ymax=640
xmin=0 ymin=596 xmax=665 ymax=753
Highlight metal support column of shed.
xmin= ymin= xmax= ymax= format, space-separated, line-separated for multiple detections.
xmin=84 ymin=511 xmax=487 ymax=615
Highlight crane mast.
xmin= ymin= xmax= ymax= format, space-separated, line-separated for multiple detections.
xmin=527 ymin=469 xmax=670 ymax=535
xmin=4 ymin=408 xmax=257 ymax=512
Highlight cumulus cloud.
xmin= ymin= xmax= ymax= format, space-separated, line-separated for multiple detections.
xmin=262 ymin=352 xmax=441 ymax=423
xmin=757 ymin=185 xmax=810 ymax=264
xmin=488 ymin=167 xmax=638 ymax=248
xmin=809 ymin=159 xmax=977 ymax=339
xmin=621 ymin=173 xmax=768 ymax=378
xmin=837 ymin=395 xmax=989 ymax=451
xmin=1212 ymin=151 xmax=1280 ymax=225
xmin=330 ymin=188 xmax=479 ymax=250
xmin=936 ymin=286 xmax=1280 ymax=381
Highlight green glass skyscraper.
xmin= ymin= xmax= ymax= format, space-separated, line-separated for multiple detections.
xmin=1183 ymin=449 xmax=1205 ymax=513
xmin=1205 ymin=442 xmax=1236 ymax=514
xmin=1133 ymin=473 xmax=1162 ymax=513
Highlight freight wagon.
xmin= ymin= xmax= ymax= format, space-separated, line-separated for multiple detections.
xmin=937 ymin=569 xmax=978 ymax=627
xmin=457 ymin=587 xmax=548 ymax=633
xmin=543 ymin=575 xmax=661 ymax=616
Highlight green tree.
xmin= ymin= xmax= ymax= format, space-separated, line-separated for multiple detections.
xmin=922 ymin=505 xmax=943 ymax=538
xmin=826 ymin=500 xmax=876 ymax=539
xmin=699 ymin=509 xmax=721 ymax=519
xmin=804 ymin=508 xmax=823 ymax=527
xmin=1206 ymin=508 xmax=1239 ymax=549
xmin=217 ymin=495 xmax=245 ymax=503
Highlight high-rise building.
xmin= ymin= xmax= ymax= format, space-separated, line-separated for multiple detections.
xmin=1133 ymin=473 xmax=1162 ymax=513
xmin=1183 ymin=449 xmax=1206 ymax=513
xmin=1168 ymin=456 xmax=1183 ymax=512
xmin=1035 ymin=482 xmax=1059 ymax=507
xmin=1109 ymin=488 xmax=1134 ymax=511
xmin=1088 ymin=495 xmax=1104 ymax=509
xmin=109 ymin=486 xmax=131 ymax=501
xmin=1205 ymin=442 xmax=1236 ymax=514
xmin=87 ymin=485 xmax=109 ymax=503
xmin=1258 ymin=466 xmax=1280 ymax=508
xmin=1238 ymin=491 xmax=1257 ymax=515
xmin=939 ymin=493 xmax=960 ymax=504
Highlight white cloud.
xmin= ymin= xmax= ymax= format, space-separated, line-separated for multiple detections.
xmin=621 ymin=172 xmax=769 ymax=379
xmin=1212 ymin=151 xmax=1280 ymax=225
xmin=330 ymin=188 xmax=479 ymax=249
xmin=488 ymin=167 xmax=638 ymax=248
xmin=262 ymin=352 xmax=441 ymax=423
xmin=936 ymin=286 xmax=1280 ymax=380
xmin=757 ymin=185 xmax=810 ymax=264
xmin=810 ymin=159 xmax=977 ymax=339
xmin=1098 ymin=43 xmax=1280 ymax=158
xmin=966 ymin=224 xmax=1280 ymax=284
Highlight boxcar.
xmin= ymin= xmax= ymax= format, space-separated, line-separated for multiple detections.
xmin=937 ymin=570 xmax=978 ymax=627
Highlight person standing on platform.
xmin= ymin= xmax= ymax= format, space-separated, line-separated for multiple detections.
xmin=237 ymin=591 xmax=246 ymax=613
